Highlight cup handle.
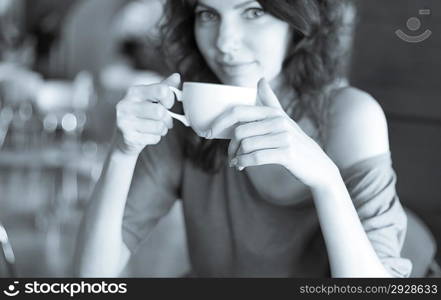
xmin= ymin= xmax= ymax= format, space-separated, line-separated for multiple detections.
xmin=167 ymin=87 xmax=190 ymax=127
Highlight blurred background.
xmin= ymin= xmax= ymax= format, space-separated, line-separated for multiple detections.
xmin=0 ymin=0 xmax=439 ymax=277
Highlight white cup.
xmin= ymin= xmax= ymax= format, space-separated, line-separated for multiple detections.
xmin=168 ymin=82 xmax=257 ymax=139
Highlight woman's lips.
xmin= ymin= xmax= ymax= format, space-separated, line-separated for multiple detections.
xmin=219 ymin=61 xmax=257 ymax=76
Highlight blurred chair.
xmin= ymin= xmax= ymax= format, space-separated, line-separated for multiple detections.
xmin=402 ymin=208 xmax=440 ymax=277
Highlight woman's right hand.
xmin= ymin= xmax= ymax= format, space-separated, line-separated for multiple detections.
xmin=113 ymin=73 xmax=181 ymax=156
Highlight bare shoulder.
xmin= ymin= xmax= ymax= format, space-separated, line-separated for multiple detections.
xmin=324 ymin=86 xmax=390 ymax=169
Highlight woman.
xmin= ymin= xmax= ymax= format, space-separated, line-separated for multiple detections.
xmin=74 ymin=0 xmax=412 ymax=277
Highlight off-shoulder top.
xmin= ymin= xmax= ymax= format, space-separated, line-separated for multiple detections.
xmin=122 ymin=125 xmax=412 ymax=277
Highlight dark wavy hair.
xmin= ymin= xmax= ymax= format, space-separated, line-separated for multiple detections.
xmin=160 ymin=0 xmax=357 ymax=173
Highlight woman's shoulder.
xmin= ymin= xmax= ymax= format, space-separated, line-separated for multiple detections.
xmin=325 ymin=86 xmax=390 ymax=169
xmin=328 ymin=85 xmax=380 ymax=112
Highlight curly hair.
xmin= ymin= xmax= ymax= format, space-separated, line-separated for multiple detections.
xmin=160 ymin=0 xmax=357 ymax=173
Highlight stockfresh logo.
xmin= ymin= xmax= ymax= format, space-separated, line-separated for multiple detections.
xmin=3 ymin=281 xmax=20 ymax=297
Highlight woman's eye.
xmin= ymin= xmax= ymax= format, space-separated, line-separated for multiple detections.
xmin=195 ymin=10 xmax=219 ymax=22
xmin=243 ymin=7 xmax=265 ymax=20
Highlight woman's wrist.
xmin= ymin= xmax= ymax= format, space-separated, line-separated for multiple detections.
xmin=110 ymin=131 xmax=142 ymax=160
xmin=108 ymin=139 xmax=140 ymax=168
xmin=309 ymin=162 xmax=344 ymax=197
xmin=109 ymin=146 xmax=139 ymax=164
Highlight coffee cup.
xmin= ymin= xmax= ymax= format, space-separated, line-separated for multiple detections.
xmin=168 ymin=82 xmax=257 ymax=139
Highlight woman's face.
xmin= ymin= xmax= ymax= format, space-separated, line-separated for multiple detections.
xmin=193 ymin=0 xmax=293 ymax=88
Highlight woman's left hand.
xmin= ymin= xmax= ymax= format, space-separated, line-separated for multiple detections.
xmin=206 ymin=78 xmax=339 ymax=189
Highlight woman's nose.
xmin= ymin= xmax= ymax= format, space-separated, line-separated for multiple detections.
xmin=215 ymin=19 xmax=242 ymax=55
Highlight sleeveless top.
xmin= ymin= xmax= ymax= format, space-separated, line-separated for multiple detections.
xmin=121 ymin=123 xmax=412 ymax=277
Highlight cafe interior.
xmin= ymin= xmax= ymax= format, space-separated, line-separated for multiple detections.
xmin=0 ymin=0 xmax=440 ymax=277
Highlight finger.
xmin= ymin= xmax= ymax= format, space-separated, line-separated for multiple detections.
xmin=233 ymin=116 xmax=291 ymax=141
xmin=118 ymin=101 xmax=173 ymax=128
xmin=126 ymin=81 xmax=177 ymax=109
xmin=156 ymin=73 xmax=181 ymax=109
xmin=228 ymin=117 xmax=290 ymax=158
xmin=161 ymin=73 xmax=181 ymax=89
xmin=158 ymin=73 xmax=181 ymax=108
xmin=207 ymin=105 xmax=283 ymax=139
xmin=228 ymin=139 xmax=240 ymax=160
xmin=236 ymin=132 xmax=290 ymax=156
xmin=257 ymin=78 xmax=283 ymax=109
xmin=120 ymin=118 xmax=169 ymax=136
xmin=233 ymin=148 xmax=283 ymax=170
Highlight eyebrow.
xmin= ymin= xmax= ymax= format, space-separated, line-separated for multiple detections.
xmin=196 ymin=0 xmax=258 ymax=10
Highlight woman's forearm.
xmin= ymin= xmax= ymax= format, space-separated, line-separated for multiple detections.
xmin=311 ymin=171 xmax=392 ymax=278
xmin=73 ymin=147 xmax=138 ymax=277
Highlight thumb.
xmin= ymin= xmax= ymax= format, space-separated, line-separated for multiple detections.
xmin=161 ymin=73 xmax=181 ymax=89
xmin=257 ymin=78 xmax=283 ymax=109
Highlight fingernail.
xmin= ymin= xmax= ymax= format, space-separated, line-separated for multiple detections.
xmin=229 ymin=158 xmax=238 ymax=167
